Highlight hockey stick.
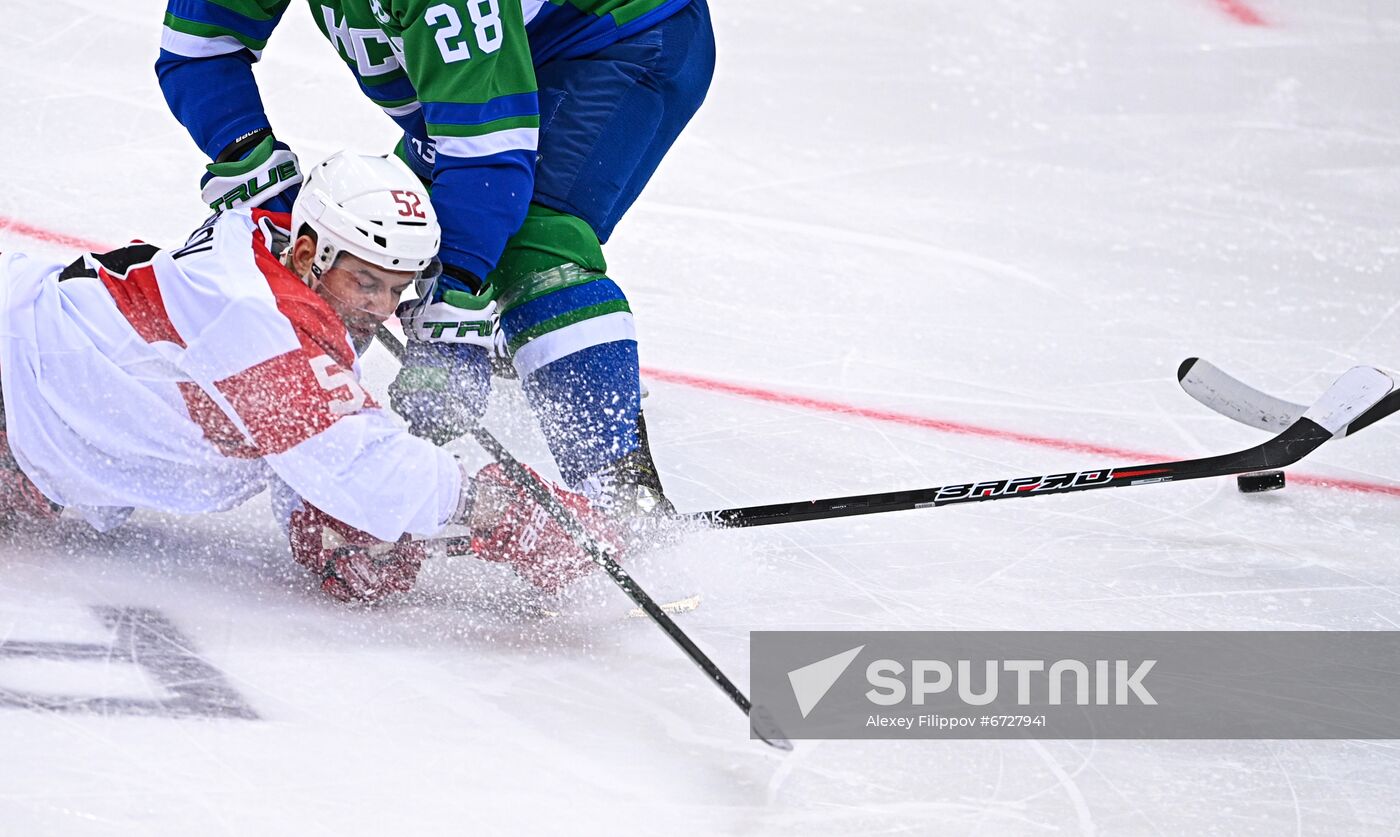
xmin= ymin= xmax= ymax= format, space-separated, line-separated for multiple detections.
xmin=686 ymin=365 xmax=1392 ymax=528
xmin=374 ymin=326 xmax=792 ymax=750
xmin=688 ymin=365 xmax=1393 ymax=528
xmin=1178 ymin=357 xmax=1400 ymax=439
xmin=411 ymin=364 xmax=1392 ymax=536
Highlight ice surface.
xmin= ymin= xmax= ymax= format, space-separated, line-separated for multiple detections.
xmin=3 ymin=0 xmax=1400 ymax=833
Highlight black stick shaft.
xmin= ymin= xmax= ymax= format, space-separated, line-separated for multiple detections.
xmin=376 ymin=325 xmax=407 ymax=360
xmin=696 ymin=418 xmax=1333 ymax=528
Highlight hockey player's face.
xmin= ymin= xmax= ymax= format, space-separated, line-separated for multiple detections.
xmin=316 ymin=253 xmax=415 ymax=341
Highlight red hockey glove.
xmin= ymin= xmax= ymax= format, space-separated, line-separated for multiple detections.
xmin=288 ymin=504 xmax=425 ymax=603
xmin=469 ymin=463 xmax=625 ymax=593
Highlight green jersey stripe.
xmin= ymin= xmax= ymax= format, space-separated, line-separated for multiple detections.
xmin=426 ymin=114 xmax=541 ymax=139
xmin=163 ymin=13 xmax=269 ymax=51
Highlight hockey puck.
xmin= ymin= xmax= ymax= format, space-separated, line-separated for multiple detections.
xmin=1237 ymin=470 xmax=1286 ymax=493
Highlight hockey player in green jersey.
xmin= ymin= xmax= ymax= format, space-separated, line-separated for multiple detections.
xmin=156 ymin=0 xmax=716 ymax=517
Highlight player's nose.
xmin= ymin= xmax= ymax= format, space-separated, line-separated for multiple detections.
xmin=371 ymin=287 xmax=400 ymax=317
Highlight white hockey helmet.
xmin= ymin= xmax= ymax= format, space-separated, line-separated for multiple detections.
xmin=289 ymin=151 xmax=441 ymax=285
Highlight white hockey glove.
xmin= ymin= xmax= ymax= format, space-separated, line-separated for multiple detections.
xmin=202 ymin=134 xmax=303 ymax=214
xmin=395 ymin=281 xmax=499 ymax=349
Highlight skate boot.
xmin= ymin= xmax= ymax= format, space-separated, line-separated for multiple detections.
xmin=571 ymin=414 xmax=684 ymax=551
xmin=575 ymin=446 xmax=674 ymax=519
xmin=574 ymin=412 xmax=674 ymax=518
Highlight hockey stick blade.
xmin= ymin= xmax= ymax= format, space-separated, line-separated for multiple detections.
xmin=1178 ymin=357 xmax=1400 ymax=439
xmin=1300 ymin=366 xmax=1392 ymax=436
xmin=1177 ymin=358 xmax=1304 ymax=434
xmin=750 ymin=704 xmax=794 ymax=751
xmin=693 ymin=365 xmax=1394 ymax=529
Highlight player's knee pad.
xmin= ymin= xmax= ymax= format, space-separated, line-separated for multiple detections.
xmin=490 ymin=204 xmax=632 ymax=380
xmin=489 ymin=204 xmax=606 ymax=301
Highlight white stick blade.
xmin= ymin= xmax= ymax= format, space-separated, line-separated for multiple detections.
xmin=1302 ymin=366 xmax=1395 ymax=437
xmin=1178 ymin=358 xmax=1304 ymax=433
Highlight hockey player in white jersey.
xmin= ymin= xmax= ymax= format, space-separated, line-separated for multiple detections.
xmin=0 ymin=151 xmax=621 ymax=603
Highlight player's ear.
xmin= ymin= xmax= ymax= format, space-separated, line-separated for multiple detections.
xmin=288 ymin=234 xmax=318 ymax=280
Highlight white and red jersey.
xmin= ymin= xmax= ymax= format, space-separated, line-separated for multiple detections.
xmin=0 ymin=209 xmax=461 ymax=540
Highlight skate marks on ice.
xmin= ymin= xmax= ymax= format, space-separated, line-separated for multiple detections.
xmin=0 ymin=606 xmax=258 ymax=720
xmin=639 ymin=202 xmax=1058 ymax=293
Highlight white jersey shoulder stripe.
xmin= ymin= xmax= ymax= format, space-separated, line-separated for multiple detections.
xmin=431 ymin=128 xmax=539 ymax=160
xmin=160 ymin=27 xmax=262 ymax=60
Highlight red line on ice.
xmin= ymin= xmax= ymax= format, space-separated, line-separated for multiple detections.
xmin=0 ymin=215 xmax=110 ymax=253
xmin=1289 ymin=474 xmax=1400 ymax=498
xmin=2 ymin=219 xmax=1393 ymax=499
xmin=1212 ymin=0 xmax=1268 ymax=26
